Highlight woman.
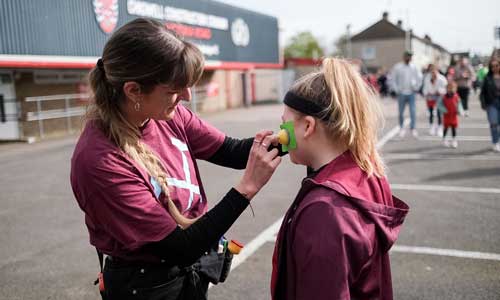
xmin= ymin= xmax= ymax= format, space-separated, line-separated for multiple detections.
xmin=480 ymin=58 xmax=500 ymax=152
xmin=271 ymin=58 xmax=409 ymax=300
xmin=454 ymin=57 xmax=475 ymax=117
xmin=423 ymin=64 xmax=447 ymax=136
xmin=70 ymin=18 xmax=281 ymax=299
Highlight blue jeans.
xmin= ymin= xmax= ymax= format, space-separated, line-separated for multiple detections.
xmin=398 ymin=93 xmax=416 ymax=129
xmin=486 ymin=103 xmax=500 ymax=144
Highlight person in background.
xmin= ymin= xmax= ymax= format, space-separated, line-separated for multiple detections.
xmin=440 ymin=82 xmax=461 ymax=148
xmin=475 ymin=63 xmax=489 ymax=94
xmin=454 ymin=57 xmax=476 ymax=117
xmin=423 ymin=64 xmax=447 ymax=136
xmin=480 ymin=58 xmax=500 ymax=152
xmin=271 ymin=57 xmax=409 ymax=300
xmin=377 ymin=67 xmax=389 ymax=97
xmin=389 ymin=51 xmax=423 ymax=138
xmin=446 ymin=66 xmax=455 ymax=83
xmin=364 ymin=72 xmax=380 ymax=93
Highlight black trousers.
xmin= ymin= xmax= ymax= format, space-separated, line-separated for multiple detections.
xmin=457 ymin=87 xmax=470 ymax=111
xmin=103 ymin=258 xmax=209 ymax=300
xmin=428 ymin=106 xmax=442 ymax=125
xmin=443 ymin=126 xmax=457 ymax=138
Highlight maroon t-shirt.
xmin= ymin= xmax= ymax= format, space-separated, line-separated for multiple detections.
xmin=70 ymin=105 xmax=225 ymax=260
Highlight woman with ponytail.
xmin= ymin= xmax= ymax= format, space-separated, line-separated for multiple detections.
xmin=271 ymin=57 xmax=409 ymax=300
xmin=70 ymin=18 xmax=281 ymax=299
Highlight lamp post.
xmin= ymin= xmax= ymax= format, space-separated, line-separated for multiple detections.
xmin=346 ymin=24 xmax=352 ymax=59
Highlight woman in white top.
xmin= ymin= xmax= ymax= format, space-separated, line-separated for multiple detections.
xmin=423 ymin=64 xmax=448 ymax=136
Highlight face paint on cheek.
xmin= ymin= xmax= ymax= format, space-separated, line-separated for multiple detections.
xmin=278 ymin=121 xmax=297 ymax=152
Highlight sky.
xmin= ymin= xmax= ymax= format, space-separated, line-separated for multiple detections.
xmin=217 ymin=0 xmax=500 ymax=56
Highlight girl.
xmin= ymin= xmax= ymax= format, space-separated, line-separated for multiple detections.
xmin=70 ymin=18 xmax=281 ymax=300
xmin=440 ymin=82 xmax=461 ymax=148
xmin=271 ymin=58 xmax=409 ymax=300
xmin=423 ymin=64 xmax=447 ymax=136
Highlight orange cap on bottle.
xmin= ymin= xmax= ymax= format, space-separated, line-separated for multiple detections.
xmin=228 ymin=239 xmax=244 ymax=254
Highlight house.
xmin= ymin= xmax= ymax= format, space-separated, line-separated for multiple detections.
xmin=350 ymin=12 xmax=451 ymax=73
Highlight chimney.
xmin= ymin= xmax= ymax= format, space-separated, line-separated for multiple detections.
xmin=397 ymin=20 xmax=403 ymax=28
xmin=424 ymin=34 xmax=432 ymax=42
xmin=382 ymin=12 xmax=389 ymax=20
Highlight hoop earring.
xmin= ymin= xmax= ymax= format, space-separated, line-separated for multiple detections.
xmin=134 ymin=102 xmax=141 ymax=111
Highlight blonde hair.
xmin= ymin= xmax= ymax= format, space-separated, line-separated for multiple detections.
xmin=290 ymin=57 xmax=385 ymax=177
xmin=87 ymin=18 xmax=204 ymax=228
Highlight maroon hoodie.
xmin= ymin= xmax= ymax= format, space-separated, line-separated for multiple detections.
xmin=271 ymin=151 xmax=409 ymax=300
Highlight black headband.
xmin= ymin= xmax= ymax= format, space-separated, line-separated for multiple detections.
xmin=283 ymin=92 xmax=330 ymax=121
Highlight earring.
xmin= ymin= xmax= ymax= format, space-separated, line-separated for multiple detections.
xmin=134 ymin=102 xmax=141 ymax=111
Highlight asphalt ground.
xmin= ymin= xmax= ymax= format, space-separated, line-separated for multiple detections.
xmin=0 ymin=94 xmax=499 ymax=299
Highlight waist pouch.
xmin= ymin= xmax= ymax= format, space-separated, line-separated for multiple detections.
xmin=96 ymin=243 xmax=233 ymax=300
xmin=196 ymin=242 xmax=234 ymax=285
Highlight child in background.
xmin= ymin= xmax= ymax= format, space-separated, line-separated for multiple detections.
xmin=440 ymin=82 xmax=461 ymax=148
xmin=271 ymin=57 xmax=409 ymax=300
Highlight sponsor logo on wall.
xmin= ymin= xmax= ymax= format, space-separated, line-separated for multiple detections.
xmin=93 ymin=0 xmax=119 ymax=34
xmin=231 ymin=18 xmax=250 ymax=47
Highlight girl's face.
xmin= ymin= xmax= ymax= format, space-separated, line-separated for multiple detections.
xmin=491 ymin=61 xmax=499 ymax=74
xmin=281 ymin=105 xmax=310 ymax=166
xmin=447 ymin=85 xmax=456 ymax=94
xmin=142 ymin=85 xmax=191 ymax=121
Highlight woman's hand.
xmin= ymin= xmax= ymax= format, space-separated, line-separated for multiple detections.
xmin=254 ymin=130 xmax=280 ymax=147
xmin=235 ymin=131 xmax=281 ymax=200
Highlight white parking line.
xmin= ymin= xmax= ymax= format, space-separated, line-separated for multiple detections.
xmin=209 ymin=217 xmax=283 ymax=290
xmin=377 ymin=120 xmax=410 ymax=148
xmin=391 ymin=183 xmax=500 ymax=194
xmin=385 ymin=153 xmax=500 ymax=161
xmin=230 ymin=217 xmax=283 ymax=270
xmin=418 ymin=136 xmax=491 ymax=141
xmin=391 ymin=245 xmax=500 ymax=262
xmin=416 ymin=124 xmax=489 ymax=129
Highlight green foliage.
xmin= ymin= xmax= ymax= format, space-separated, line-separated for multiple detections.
xmin=284 ymin=31 xmax=324 ymax=59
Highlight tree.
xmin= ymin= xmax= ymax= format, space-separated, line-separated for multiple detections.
xmin=284 ymin=31 xmax=324 ymax=59
xmin=331 ymin=34 xmax=349 ymax=58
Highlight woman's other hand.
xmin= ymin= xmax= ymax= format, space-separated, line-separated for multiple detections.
xmin=235 ymin=131 xmax=281 ymax=200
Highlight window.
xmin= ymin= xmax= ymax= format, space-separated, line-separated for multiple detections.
xmin=0 ymin=73 xmax=13 ymax=84
xmin=361 ymin=46 xmax=376 ymax=60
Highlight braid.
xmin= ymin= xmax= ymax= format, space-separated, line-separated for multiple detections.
xmin=123 ymin=138 xmax=198 ymax=228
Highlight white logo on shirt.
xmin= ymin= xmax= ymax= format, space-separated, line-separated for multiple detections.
xmin=167 ymin=137 xmax=201 ymax=211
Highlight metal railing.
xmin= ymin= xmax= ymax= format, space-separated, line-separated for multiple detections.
xmin=25 ymin=93 xmax=88 ymax=138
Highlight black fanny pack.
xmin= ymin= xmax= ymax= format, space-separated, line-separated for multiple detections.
xmin=94 ymin=243 xmax=233 ymax=300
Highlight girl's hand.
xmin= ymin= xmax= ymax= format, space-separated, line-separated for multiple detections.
xmin=235 ymin=132 xmax=282 ymax=200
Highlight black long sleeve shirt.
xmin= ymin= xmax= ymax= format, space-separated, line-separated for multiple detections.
xmin=144 ymin=136 xmax=285 ymax=266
